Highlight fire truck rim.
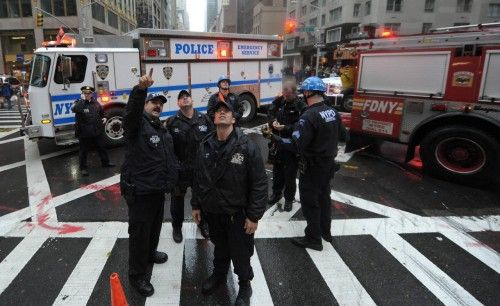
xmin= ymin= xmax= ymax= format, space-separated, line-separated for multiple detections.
xmin=434 ymin=137 xmax=486 ymax=175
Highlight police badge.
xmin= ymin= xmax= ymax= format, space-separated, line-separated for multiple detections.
xmin=96 ymin=65 xmax=109 ymax=80
xmin=163 ymin=66 xmax=173 ymax=80
xmin=268 ymin=63 xmax=274 ymax=75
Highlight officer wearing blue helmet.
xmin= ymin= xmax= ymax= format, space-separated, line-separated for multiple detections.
xmin=263 ymin=76 xmax=341 ymax=251
xmin=207 ymin=75 xmax=243 ymax=122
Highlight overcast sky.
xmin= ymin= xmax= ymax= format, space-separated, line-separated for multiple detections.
xmin=187 ymin=0 xmax=207 ymax=32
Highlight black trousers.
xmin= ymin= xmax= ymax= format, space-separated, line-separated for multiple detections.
xmin=78 ymin=136 xmax=109 ymax=170
xmin=170 ymin=183 xmax=207 ymax=229
xmin=272 ymin=149 xmax=298 ymax=202
xmin=205 ymin=211 xmax=254 ymax=282
xmin=127 ymin=192 xmax=165 ymax=279
xmin=299 ymin=160 xmax=335 ymax=244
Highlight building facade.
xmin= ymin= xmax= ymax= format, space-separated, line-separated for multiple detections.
xmin=207 ymin=0 xmax=219 ymax=31
xmin=176 ymin=0 xmax=190 ymax=30
xmin=252 ymin=0 xmax=287 ymax=35
xmin=284 ymin=0 xmax=500 ymax=75
xmin=0 ymin=0 xmax=137 ymax=77
xmin=136 ymin=0 xmax=176 ymax=29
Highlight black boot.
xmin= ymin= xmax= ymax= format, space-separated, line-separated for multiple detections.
xmin=149 ymin=251 xmax=168 ymax=264
xmin=322 ymin=232 xmax=333 ymax=243
xmin=129 ymin=277 xmax=154 ymax=297
xmin=268 ymin=192 xmax=282 ymax=205
xmin=173 ymin=227 xmax=183 ymax=243
xmin=284 ymin=200 xmax=293 ymax=212
xmin=235 ymin=281 xmax=252 ymax=306
xmin=201 ymin=273 xmax=226 ymax=295
xmin=292 ymin=237 xmax=323 ymax=251
xmin=198 ymin=223 xmax=209 ymax=239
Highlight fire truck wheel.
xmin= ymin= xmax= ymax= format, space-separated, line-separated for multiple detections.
xmin=420 ymin=125 xmax=499 ymax=185
xmin=103 ymin=107 xmax=126 ymax=148
xmin=342 ymin=94 xmax=353 ymax=112
xmin=238 ymin=93 xmax=256 ymax=123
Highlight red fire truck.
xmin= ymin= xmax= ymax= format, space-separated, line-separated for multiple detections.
xmin=344 ymin=23 xmax=500 ymax=185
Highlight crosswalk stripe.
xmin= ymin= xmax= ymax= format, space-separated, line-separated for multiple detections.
xmin=0 ymin=234 xmax=46 ymax=294
xmin=53 ymin=224 xmax=119 ymax=305
xmin=146 ymin=227 xmax=184 ymax=306
xmin=307 ymin=242 xmax=377 ymax=306
xmin=0 ymin=136 xmax=24 ymax=145
xmin=248 ymin=247 xmax=274 ymax=305
xmin=373 ymin=231 xmax=482 ymax=306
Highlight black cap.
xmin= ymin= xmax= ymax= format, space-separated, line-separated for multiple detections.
xmin=81 ymin=86 xmax=95 ymax=93
xmin=146 ymin=93 xmax=167 ymax=104
xmin=214 ymin=101 xmax=234 ymax=113
xmin=177 ymin=90 xmax=191 ymax=100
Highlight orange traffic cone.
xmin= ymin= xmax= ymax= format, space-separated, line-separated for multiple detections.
xmin=110 ymin=272 xmax=129 ymax=306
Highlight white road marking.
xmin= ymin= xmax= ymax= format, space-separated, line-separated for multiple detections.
xmin=146 ymin=226 xmax=184 ymax=305
xmin=0 ymin=233 xmax=47 ymax=294
xmin=307 ymin=243 xmax=376 ymax=306
xmin=0 ymin=136 xmax=24 ymax=145
xmin=53 ymin=224 xmax=119 ymax=305
xmin=373 ymin=231 xmax=482 ymax=306
xmin=249 ymin=246 xmax=274 ymax=305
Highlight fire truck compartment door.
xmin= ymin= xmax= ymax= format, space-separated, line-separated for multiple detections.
xmin=190 ymin=62 xmax=226 ymax=111
xmin=358 ymin=51 xmax=450 ymax=97
xmin=479 ymin=50 xmax=500 ymax=102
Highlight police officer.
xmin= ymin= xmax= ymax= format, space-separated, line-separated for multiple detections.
xmin=266 ymin=81 xmax=306 ymax=211
xmin=72 ymin=86 xmax=114 ymax=176
xmin=191 ymin=101 xmax=268 ymax=306
xmin=120 ymin=73 xmax=178 ymax=297
xmin=165 ymin=89 xmax=212 ymax=242
xmin=207 ymin=75 xmax=243 ymax=122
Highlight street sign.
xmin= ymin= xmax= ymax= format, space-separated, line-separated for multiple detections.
xmin=298 ymin=26 xmax=315 ymax=33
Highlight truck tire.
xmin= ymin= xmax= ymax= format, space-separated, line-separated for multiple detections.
xmin=238 ymin=93 xmax=256 ymax=123
xmin=103 ymin=107 xmax=126 ymax=147
xmin=341 ymin=88 xmax=354 ymax=112
xmin=419 ymin=125 xmax=500 ymax=185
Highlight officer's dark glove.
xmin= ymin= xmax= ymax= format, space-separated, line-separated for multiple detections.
xmin=261 ymin=125 xmax=273 ymax=139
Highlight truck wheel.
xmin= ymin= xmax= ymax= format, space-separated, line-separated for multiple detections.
xmin=103 ymin=107 xmax=126 ymax=147
xmin=341 ymin=94 xmax=353 ymax=112
xmin=238 ymin=93 xmax=256 ymax=123
xmin=419 ymin=125 xmax=500 ymax=185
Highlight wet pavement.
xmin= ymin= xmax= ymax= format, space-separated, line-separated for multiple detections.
xmin=0 ymin=113 xmax=498 ymax=305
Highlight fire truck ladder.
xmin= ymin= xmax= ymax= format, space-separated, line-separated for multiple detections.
xmin=349 ymin=23 xmax=500 ymax=51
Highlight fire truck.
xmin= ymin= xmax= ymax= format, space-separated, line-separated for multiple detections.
xmin=344 ymin=23 xmax=500 ymax=185
xmin=22 ymin=29 xmax=283 ymax=146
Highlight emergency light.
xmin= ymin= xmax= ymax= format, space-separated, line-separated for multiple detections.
xmin=217 ymin=41 xmax=231 ymax=59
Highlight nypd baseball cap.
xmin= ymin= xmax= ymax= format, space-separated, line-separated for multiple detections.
xmin=214 ymin=101 xmax=234 ymax=113
xmin=146 ymin=93 xmax=167 ymax=104
xmin=177 ymin=90 xmax=191 ymax=100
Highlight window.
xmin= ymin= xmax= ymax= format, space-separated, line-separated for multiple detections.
xmin=92 ymin=3 xmax=106 ymax=23
xmin=54 ymin=0 xmax=65 ymax=16
xmin=310 ymin=18 xmax=317 ymax=26
xmin=300 ymin=37 xmax=305 ymax=45
xmin=385 ymin=23 xmax=401 ymax=33
xmin=320 ymin=33 xmax=325 ymax=43
xmin=289 ymin=9 xmax=295 ymax=19
xmin=322 ymin=0 xmax=326 ymax=6
xmin=488 ymin=4 xmax=500 ymax=17
xmin=422 ymin=23 xmax=432 ymax=33
xmin=453 ymin=22 xmax=469 ymax=26
xmin=326 ymin=27 xmax=341 ymax=43
xmin=353 ymin=3 xmax=360 ymax=17
xmin=329 ymin=9 xmax=334 ymax=21
xmin=54 ymin=55 xmax=88 ymax=84
xmin=352 ymin=26 xmax=360 ymax=33
xmin=21 ymin=0 xmax=32 ymax=17
xmin=425 ymin=0 xmax=434 ymax=12
xmin=38 ymin=0 xmax=76 ymax=17
xmin=365 ymin=1 xmax=371 ymax=15
xmin=301 ymin=5 xmax=307 ymax=16
xmin=108 ymin=11 xmax=119 ymax=29
xmin=286 ymin=38 xmax=295 ymax=50
xmin=457 ymin=0 xmax=472 ymax=13
xmin=120 ymin=18 xmax=128 ymax=32
xmin=66 ymin=0 xmax=77 ymax=16
xmin=311 ymin=0 xmax=318 ymax=11
xmin=321 ymin=14 xmax=325 ymax=26
xmin=332 ymin=7 xmax=342 ymax=22
xmin=6 ymin=0 xmax=21 ymax=18
xmin=386 ymin=0 xmax=402 ymax=12
xmin=30 ymin=55 xmax=51 ymax=88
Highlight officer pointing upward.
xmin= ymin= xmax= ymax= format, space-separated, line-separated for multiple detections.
xmin=72 ymin=86 xmax=114 ymax=176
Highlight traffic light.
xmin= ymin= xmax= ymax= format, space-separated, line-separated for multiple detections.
xmin=36 ymin=12 xmax=43 ymax=27
xmin=284 ymin=19 xmax=297 ymax=34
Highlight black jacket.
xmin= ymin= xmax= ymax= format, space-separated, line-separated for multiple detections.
xmin=192 ymin=128 xmax=268 ymax=222
xmin=291 ymin=101 xmax=340 ymax=159
xmin=72 ymin=97 xmax=104 ymax=138
xmin=121 ymin=86 xmax=178 ymax=195
xmin=165 ymin=109 xmax=214 ymax=173
xmin=268 ymin=95 xmax=306 ymax=138
xmin=207 ymin=92 xmax=243 ymax=121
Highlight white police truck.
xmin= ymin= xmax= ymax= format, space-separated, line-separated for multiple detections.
xmin=23 ymin=29 xmax=283 ymax=146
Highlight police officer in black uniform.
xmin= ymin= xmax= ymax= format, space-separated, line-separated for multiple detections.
xmin=72 ymin=86 xmax=114 ymax=176
xmin=165 ymin=89 xmax=212 ymax=243
xmin=207 ymin=75 xmax=243 ymax=122
xmin=266 ymin=81 xmax=306 ymax=211
xmin=120 ymin=72 xmax=178 ymax=297
xmin=191 ymin=101 xmax=268 ymax=306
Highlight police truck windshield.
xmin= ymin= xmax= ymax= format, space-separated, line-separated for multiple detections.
xmin=29 ymin=54 xmax=51 ymax=88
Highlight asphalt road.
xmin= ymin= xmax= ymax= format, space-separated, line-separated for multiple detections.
xmin=0 ymin=114 xmax=498 ymax=306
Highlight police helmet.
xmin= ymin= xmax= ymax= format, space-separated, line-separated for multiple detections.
xmin=217 ymin=75 xmax=231 ymax=87
xmin=299 ymin=76 xmax=326 ymax=93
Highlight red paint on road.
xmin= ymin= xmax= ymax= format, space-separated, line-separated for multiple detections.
xmin=34 ymin=194 xmax=85 ymax=234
